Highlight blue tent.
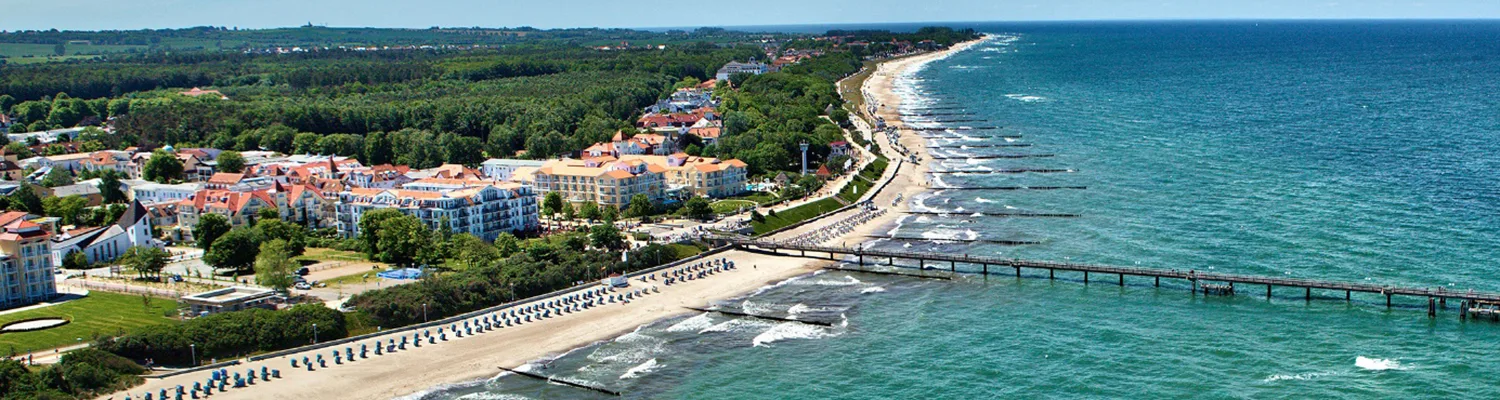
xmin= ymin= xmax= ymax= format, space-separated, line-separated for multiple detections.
xmin=377 ymin=268 xmax=423 ymax=280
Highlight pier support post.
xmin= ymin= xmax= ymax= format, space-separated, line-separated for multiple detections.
xmin=1084 ymin=271 xmax=1089 ymax=285
xmin=1119 ymin=274 xmax=1124 ymax=287
xmin=1346 ymin=291 xmax=1350 ymax=302
xmin=982 ymin=263 xmax=987 ymax=275
xmin=801 ymin=249 xmax=805 ymax=257
xmin=1305 ymin=287 xmax=1311 ymax=302
xmin=1015 ymin=266 xmax=1020 ymax=278
xmin=1155 ymin=277 xmax=1159 ymax=287
xmin=1267 ymin=285 xmax=1272 ymax=300
xmin=1461 ymin=301 xmax=1467 ymax=321
xmin=859 ymin=254 xmax=864 ymax=265
xmin=1386 ymin=293 xmax=1392 ymax=309
xmin=1429 ymin=297 xmax=1436 ymax=318
xmin=1049 ymin=269 xmax=1054 ymax=280
xmin=950 ymin=260 xmax=955 ymax=272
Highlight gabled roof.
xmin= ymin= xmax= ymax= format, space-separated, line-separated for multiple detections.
xmin=116 ymin=200 xmax=149 ymax=229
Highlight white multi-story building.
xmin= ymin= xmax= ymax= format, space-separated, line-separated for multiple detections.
xmin=335 ymin=183 xmax=539 ymax=242
xmin=1 ymin=212 xmax=56 ymax=310
xmin=480 ymin=159 xmax=545 ymax=181
xmin=50 ymin=201 xmax=157 ymax=266
xmin=127 ymin=180 xmax=204 ymax=204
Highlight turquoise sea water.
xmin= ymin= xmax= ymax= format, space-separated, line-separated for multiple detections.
xmin=415 ymin=22 xmax=1500 ymax=399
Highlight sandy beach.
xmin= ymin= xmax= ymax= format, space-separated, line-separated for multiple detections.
xmin=102 ymin=37 xmax=984 ymax=400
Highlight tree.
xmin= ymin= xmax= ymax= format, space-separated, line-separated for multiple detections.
xmin=41 ymin=196 xmax=87 ymax=225
xmin=602 ymin=205 xmax=619 ymax=223
xmin=375 ymin=214 xmax=431 ymax=266
xmin=579 ymin=202 xmax=601 ymax=222
xmin=751 ymin=209 xmax=766 ymax=223
xmin=193 ymin=214 xmax=231 ymax=250
xmin=357 ymin=209 xmax=403 ymax=258
xmin=560 ymin=201 xmax=576 ymax=221
xmin=53 ymin=43 xmax=65 ymax=56
xmin=142 ymin=150 xmax=183 ymax=183
xmin=255 ymin=239 xmax=297 ymax=293
xmin=292 ymin=132 xmax=320 ymax=154
xmin=61 ymin=250 xmax=89 ymax=270
xmin=120 ymin=246 xmax=169 ymax=280
xmin=204 ymin=227 xmax=262 ymax=272
xmin=97 ymin=174 xmax=126 ymax=204
xmin=7 ymin=184 xmax=44 ymax=214
xmin=562 ymin=234 xmax=588 ymax=251
xmin=364 ymin=131 xmax=394 ymax=165
xmin=0 ymin=94 xmax=13 ymax=112
xmin=589 ymin=224 xmax=626 ymax=251
xmin=216 ymin=150 xmax=245 ymax=173
xmin=447 ymin=234 xmax=498 ymax=271
xmin=494 ymin=232 xmax=521 ymax=257
xmin=683 ymin=196 xmax=714 ymax=221
xmin=625 ymin=194 xmax=654 ymax=219
xmin=255 ymin=218 xmax=306 ymax=256
xmin=542 ymin=191 xmax=564 ymax=218
xmin=39 ymin=167 xmax=73 ymax=187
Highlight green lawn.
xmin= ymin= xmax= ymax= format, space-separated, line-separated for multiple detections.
xmin=0 ymin=42 xmax=146 ymax=58
xmin=711 ymin=199 xmax=759 ymax=214
xmin=837 ymin=157 xmax=889 ymax=203
xmin=665 ymin=243 xmax=703 ymax=259
xmin=0 ymin=291 xmax=179 ymax=354
xmin=294 ymin=248 xmax=368 ymax=263
xmin=752 ymin=198 xmax=846 ymax=235
xmin=322 ymin=269 xmax=383 ymax=287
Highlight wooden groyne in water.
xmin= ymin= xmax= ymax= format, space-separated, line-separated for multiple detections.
xmin=497 ymin=366 xmax=622 ymax=396
xmin=930 ymin=154 xmax=1056 ymax=160
xmin=908 ymin=127 xmax=1002 ymax=131
xmin=900 ymin=211 xmax=1081 ymax=218
xmin=928 ymin=168 xmax=1072 ymax=174
xmin=683 ymin=306 xmax=835 ymax=326
xmin=927 ymin=143 xmax=1034 ymax=148
xmin=822 ymin=266 xmax=953 ymax=280
xmin=718 ymin=239 xmax=1500 ymax=319
xmin=932 ymin=185 xmax=1087 ymax=191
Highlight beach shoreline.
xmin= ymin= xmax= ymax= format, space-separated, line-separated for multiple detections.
xmin=100 ymin=36 xmax=985 ymax=400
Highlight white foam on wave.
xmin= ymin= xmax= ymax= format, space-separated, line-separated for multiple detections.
xmin=618 ymin=358 xmax=660 ymax=380
xmin=752 ymin=322 xmax=836 ymax=347
xmin=1004 ymin=94 xmax=1048 ymax=103
xmin=740 ymin=299 xmax=779 ymax=315
xmin=1355 ymin=356 xmax=1406 ymax=371
xmin=920 ymin=228 xmax=978 ymax=241
xmin=665 ymin=313 xmax=715 ymax=333
xmin=975 ymin=197 xmax=995 ymax=204
xmin=1263 ymin=371 xmax=1339 ymax=382
xmin=861 ymin=287 xmax=887 ymax=294
xmin=699 ymin=318 xmax=775 ymax=334
xmin=456 ymin=393 xmax=532 ymax=400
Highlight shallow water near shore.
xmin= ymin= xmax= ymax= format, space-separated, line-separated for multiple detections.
xmin=415 ymin=21 xmax=1500 ymax=399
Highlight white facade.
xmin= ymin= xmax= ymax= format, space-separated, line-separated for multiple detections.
xmin=480 ymin=159 xmax=545 ymax=181
xmin=336 ymin=184 xmax=540 ymax=242
xmin=129 ymin=181 xmax=204 ymax=204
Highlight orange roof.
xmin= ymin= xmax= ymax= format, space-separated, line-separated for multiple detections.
xmin=208 ymin=173 xmax=246 ymax=185
xmin=604 ymin=170 xmax=635 ymax=179
xmin=0 ymin=211 xmax=31 ymax=227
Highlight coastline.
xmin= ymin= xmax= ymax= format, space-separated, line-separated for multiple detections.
xmin=101 ymin=36 xmax=985 ymax=400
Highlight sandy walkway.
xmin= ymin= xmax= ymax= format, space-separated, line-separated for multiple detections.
xmin=102 ymin=37 xmax=985 ymax=400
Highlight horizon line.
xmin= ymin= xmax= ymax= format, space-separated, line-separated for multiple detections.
xmin=6 ymin=17 xmax=1500 ymax=34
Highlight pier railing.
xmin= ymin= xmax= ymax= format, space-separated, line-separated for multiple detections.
xmin=722 ymin=238 xmax=1500 ymax=312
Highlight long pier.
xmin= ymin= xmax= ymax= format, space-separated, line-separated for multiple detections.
xmin=721 ymin=239 xmax=1500 ymax=316
xmin=931 ymin=154 xmax=1056 ymax=160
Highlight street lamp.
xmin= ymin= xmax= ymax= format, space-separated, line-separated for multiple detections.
xmin=423 ymin=303 xmax=428 ymax=322
xmin=190 ymin=344 xmax=197 ymax=366
xmin=312 ymin=323 xmax=318 ymax=344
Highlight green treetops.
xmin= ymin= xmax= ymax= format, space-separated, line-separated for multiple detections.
xmin=142 ymin=150 xmax=183 ymax=183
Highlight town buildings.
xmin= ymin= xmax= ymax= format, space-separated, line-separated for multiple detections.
xmin=335 ymin=181 xmax=539 ymax=241
xmin=716 ymin=61 xmax=770 ymax=81
xmin=533 ymin=157 xmax=667 ymax=208
xmin=49 ymin=201 xmax=157 ymax=267
xmin=0 ymin=212 xmax=56 ymax=310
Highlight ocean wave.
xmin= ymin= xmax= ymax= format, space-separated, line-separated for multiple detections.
xmin=1004 ymin=94 xmax=1048 ymax=103
xmin=861 ymin=287 xmax=887 ymax=294
xmin=665 ymin=313 xmax=715 ymax=333
xmin=921 ymin=228 xmax=978 ymax=241
xmin=699 ymin=318 xmax=775 ymax=334
xmin=1355 ymin=356 xmax=1406 ymax=371
xmin=740 ymin=299 xmax=780 ymax=315
xmin=975 ymin=197 xmax=995 ymax=204
xmin=618 ymin=358 xmax=660 ymax=380
xmin=456 ymin=394 xmax=532 ymax=400
xmin=1263 ymin=371 xmax=1340 ymax=382
xmin=752 ymin=322 xmax=837 ymax=347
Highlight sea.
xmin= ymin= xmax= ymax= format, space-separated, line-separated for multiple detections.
xmin=412 ymin=21 xmax=1500 ymax=399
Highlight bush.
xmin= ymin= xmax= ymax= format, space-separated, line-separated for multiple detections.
xmin=97 ymin=305 xmax=345 ymax=366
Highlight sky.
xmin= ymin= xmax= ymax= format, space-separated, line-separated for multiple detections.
xmin=2 ymin=0 xmax=1498 ymax=31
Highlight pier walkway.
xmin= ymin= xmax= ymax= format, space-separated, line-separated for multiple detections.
xmin=719 ymin=238 xmax=1500 ymax=317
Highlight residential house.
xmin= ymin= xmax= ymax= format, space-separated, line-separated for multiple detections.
xmin=0 ymin=212 xmax=56 ymax=310
xmin=127 ymin=180 xmax=203 ymax=204
xmin=49 ymin=201 xmax=157 ymax=267
xmin=44 ymin=181 xmax=104 ymax=206
xmin=175 ymin=189 xmax=278 ymax=231
xmin=80 ymin=151 xmax=136 ymax=178
xmin=617 ymin=154 xmax=748 ymax=199
xmin=829 ymin=141 xmax=852 ymax=158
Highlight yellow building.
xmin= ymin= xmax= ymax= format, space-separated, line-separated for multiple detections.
xmin=616 ymin=154 xmax=748 ymax=198
xmin=534 ymin=158 xmax=666 ymax=208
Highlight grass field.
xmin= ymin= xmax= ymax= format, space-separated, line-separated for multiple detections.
xmin=294 ymin=248 xmax=368 ymax=263
xmin=665 ymin=243 xmax=704 ymax=259
xmin=0 ymin=42 xmax=146 ymax=58
xmin=0 ymin=291 xmax=179 ymax=354
xmin=751 ymin=197 xmax=846 ymax=235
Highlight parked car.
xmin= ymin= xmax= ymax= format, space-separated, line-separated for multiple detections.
xmin=294 ymin=281 xmax=312 ymax=290
xmin=296 ymin=267 xmax=310 ymax=276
